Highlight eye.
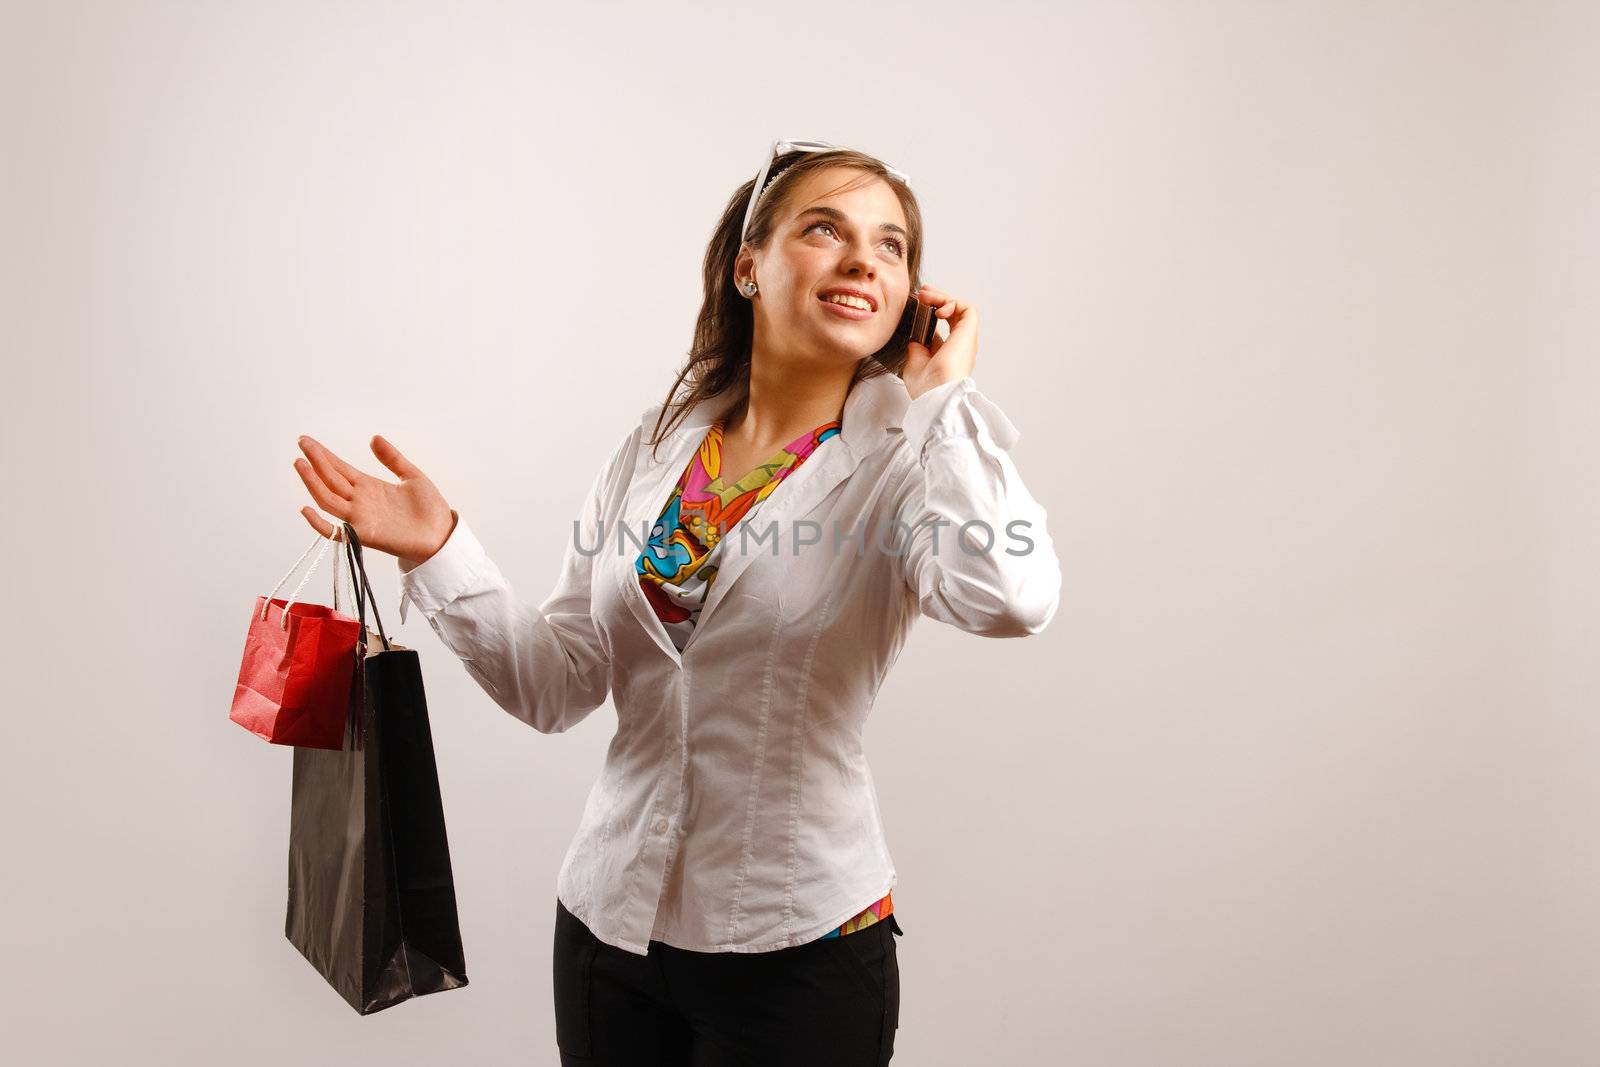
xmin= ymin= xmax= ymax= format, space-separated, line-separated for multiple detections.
xmin=804 ymin=221 xmax=906 ymax=258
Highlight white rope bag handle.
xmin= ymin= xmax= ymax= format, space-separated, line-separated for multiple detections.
xmin=261 ymin=527 xmax=352 ymax=630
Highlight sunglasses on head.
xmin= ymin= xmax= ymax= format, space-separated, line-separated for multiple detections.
xmin=739 ymin=139 xmax=911 ymax=245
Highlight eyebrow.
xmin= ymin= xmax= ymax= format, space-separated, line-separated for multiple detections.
xmin=795 ymin=205 xmax=908 ymax=241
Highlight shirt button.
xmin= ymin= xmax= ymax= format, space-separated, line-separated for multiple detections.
xmin=653 ymin=818 xmax=668 ymax=834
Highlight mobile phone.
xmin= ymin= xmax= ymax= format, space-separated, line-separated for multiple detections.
xmin=907 ymin=295 xmax=937 ymax=349
xmin=874 ymin=290 xmax=939 ymax=367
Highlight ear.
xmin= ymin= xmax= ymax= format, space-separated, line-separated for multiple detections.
xmin=732 ymin=243 xmax=756 ymax=289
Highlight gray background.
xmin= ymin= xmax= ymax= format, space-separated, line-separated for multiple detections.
xmin=4 ymin=1 xmax=1596 ymax=1064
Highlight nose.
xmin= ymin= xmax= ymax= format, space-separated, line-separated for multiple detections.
xmin=839 ymin=241 xmax=877 ymax=280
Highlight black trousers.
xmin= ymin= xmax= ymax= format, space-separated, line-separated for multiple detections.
xmin=553 ymin=897 xmax=903 ymax=1066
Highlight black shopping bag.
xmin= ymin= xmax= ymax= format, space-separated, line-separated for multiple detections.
xmin=285 ymin=522 xmax=468 ymax=1014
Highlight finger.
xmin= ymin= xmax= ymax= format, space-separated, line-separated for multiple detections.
xmin=296 ymin=436 xmax=357 ymax=497
xmin=371 ymin=435 xmax=423 ymax=480
xmin=294 ymin=457 xmax=351 ymax=519
xmin=914 ymin=285 xmax=962 ymax=318
xmin=300 ymin=507 xmax=345 ymax=540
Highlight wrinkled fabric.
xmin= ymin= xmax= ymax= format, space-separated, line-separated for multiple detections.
xmin=397 ymin=372 xmax=1061 ymax=956
xmin=633 ymin=412 xmax=895 ymax=942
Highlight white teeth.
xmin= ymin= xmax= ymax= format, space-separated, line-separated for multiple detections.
xmin=822 ymin=293 xmax=873 ymax=311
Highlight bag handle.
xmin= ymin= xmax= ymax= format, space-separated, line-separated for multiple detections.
xmin=331 ymin=526 xmax=359 ymax=617
xmin=340 ymin=521 xmax=392 ymax=653
xmin=262 ymin=529 xmax=344 ymax=627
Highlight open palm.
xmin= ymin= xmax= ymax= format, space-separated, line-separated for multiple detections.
xmin=294 ymin=434 xmax=456 ymax=566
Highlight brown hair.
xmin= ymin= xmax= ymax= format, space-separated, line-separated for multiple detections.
xmin=645 ymin=147 xmax=926 ymax=459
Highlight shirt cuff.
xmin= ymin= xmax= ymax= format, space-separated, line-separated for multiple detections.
xmin=397 ymin=512 xmax=487 ymax=624
xmin=898 ymin=376 xmax=1022 ymax=453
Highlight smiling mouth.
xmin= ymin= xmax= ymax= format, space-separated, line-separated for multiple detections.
xmin=818 ymin=294 xmax=876 ymax=318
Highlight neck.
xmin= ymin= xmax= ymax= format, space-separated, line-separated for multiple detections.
xmin=724 ymin=346 xmax=858 ymax=447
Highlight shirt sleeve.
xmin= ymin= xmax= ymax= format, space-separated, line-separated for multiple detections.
xmin=395 ymin=426 xmax=638 ymax=733
xmin=889 ymin=376 xmax=1062 ymax=637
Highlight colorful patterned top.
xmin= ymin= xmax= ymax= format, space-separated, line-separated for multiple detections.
xmin=634 ymin=411 xmax=896 ymax=942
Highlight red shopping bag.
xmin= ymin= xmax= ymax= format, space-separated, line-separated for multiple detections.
xmin=231 ymin=527 xmax=363 ymax=750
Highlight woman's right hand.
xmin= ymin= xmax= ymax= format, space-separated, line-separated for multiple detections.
xmin=294 ymin=434 xmax=457 ymax=567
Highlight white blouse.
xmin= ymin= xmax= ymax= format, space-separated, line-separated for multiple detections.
xmin=396 ymin=372 xmax=1061 ymax=955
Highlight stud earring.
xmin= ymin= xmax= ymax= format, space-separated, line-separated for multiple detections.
xmin=741 ymin=279 xmax=758 ymax=297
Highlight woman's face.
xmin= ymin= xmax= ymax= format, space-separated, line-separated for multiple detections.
xmin=740 ymin=165 xmax=913 ymax=371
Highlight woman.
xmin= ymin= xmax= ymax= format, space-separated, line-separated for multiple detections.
xmin=293 ymin=141 xmax=1060 ymax=1065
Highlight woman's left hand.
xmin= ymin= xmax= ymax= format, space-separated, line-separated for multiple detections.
xmin=902 ymin=283 xmax=978 ymax=401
